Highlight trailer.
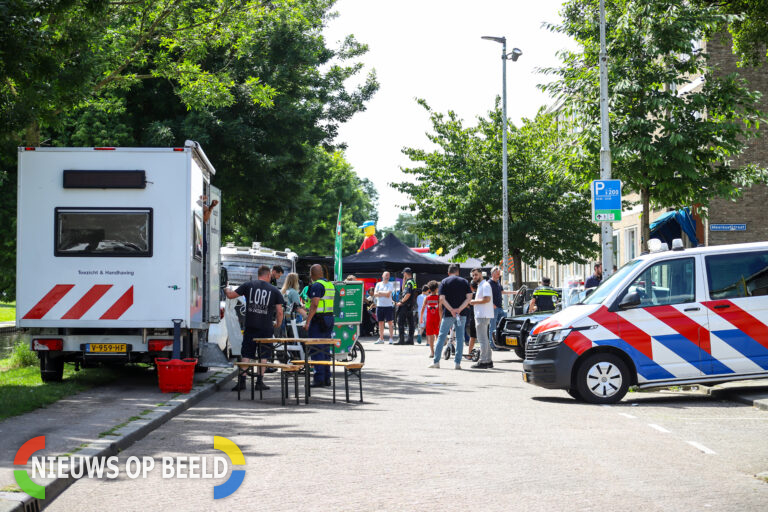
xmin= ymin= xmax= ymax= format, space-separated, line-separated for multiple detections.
xmin=16 ymin=142 xmax=226 ymax=382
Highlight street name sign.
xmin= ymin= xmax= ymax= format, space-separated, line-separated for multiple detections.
xmin=710 ymin=223 xmax=746 ymax=232
xmin=591 ymin=179 xmax=622 ymax=222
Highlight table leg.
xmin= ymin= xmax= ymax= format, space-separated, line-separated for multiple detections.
xmin=250 ymin=367 xmax=255 ymax=401
xmin=344 ymin=368 xmax=350 ymax=403
xmin=332 ymin=345 xmax=336 ymax=404
xmin=302 ymin=343 xmax=310 ymax=404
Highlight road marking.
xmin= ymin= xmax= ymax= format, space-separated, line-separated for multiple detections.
xmin=648 ymin=423 xmax=671 ymax=433
xmin=687 ymin=441 xmax=716 ymax=455
xmin=618 ymin=413 xmax=636 ymax=419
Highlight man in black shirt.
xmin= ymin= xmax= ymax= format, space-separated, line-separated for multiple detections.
xmin=396 ymin=268 xmax=418 ymax=345
xmin=270 ymin=265 xmax=284 ymax=287
xmin=429 ymin=264 xmax=473 ymax=370
xmin=225 ymin=265 xmax=284 ymax=391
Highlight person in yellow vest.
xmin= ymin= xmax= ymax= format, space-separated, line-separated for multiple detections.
xmin=302 ymin=264 xmax=335 ymax=387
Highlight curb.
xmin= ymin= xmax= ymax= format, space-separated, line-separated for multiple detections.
xmin=0 ymin=367 xmax=236 ymax=512
xmin=703 ymin=387 xmax=768 ymax=412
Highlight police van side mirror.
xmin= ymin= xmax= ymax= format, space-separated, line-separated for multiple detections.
xmin=618 ymin=291 xmax=641 ymax=310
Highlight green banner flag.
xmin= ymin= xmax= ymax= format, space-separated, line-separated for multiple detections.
xmin=334 ymin=203 xmax=343 ymax=281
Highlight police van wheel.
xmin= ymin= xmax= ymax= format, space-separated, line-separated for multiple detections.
xmin=566 ymin=388 xmax=583 ymax=401
xmin=40 ymin=353 xmax=64 ymax=382
xmin=575 ymin=353 xmax=629 ymax=404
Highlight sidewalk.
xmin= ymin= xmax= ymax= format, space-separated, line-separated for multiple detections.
xmin=703 ymin=379 xmax=768 ymax=411
xmin=0 ymin=366 xmax=235 ymax=511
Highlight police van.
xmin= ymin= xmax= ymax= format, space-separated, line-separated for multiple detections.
xmin=523 ymin=239 xmax=768 ymax=404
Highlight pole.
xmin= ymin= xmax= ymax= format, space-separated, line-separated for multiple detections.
xmin=599 ymin=0 xmax=613 ymax=278
xmin=501 ymin=38 xmax=510 ymax=306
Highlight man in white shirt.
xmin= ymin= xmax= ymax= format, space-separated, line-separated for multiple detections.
xmin=373 ymin=271 xmax=395 ymax=344
xmin=470 ymin=268 xmax=494 ymax=368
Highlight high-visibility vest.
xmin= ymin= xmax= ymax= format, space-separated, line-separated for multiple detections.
xmin=315 ymin=279 xmax=335 ymax=314
xmin=403 ymin=278 xmax=417 ymax=306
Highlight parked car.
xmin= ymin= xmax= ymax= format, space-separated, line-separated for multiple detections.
xmin=494 ymin=286 xmax=563 ymax=359
xmin=523 ymin=239 xmax=768 ymax=404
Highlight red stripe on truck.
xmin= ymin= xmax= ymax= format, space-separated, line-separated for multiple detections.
xmin=100 ymin=286 xmax=134 ymax=319
xmin=62 ymin=285 xmax=113 ymax=319
xmin=22 ymin=285 xmax=75 ymax=319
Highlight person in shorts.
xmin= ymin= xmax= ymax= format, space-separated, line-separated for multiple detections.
xmin=373 ymin=271 xmax=395 ymax=344
xmin=225 ymin=265 xmax=284 ymax=391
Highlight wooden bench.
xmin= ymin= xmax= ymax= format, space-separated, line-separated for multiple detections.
xmin=291 ymin=360 xmax=365 ymax=403
xmin=234 ymin=362 xmax=302 ymax=405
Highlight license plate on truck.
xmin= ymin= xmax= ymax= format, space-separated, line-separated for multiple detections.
xmin=505 ymin=336 xmax=518 ymax=346
xmin=87 ymin=344 xmax=127 ymax=353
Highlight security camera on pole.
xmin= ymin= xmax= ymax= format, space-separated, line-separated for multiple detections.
xmin=482 ymin=35 xmax=522 ymax=306
xmin=596 ymin=0 xmax=615 ymax=279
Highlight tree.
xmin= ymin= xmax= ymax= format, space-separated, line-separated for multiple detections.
xmin=394 ymin=100 xmax=598 ymax=287
xmin=0 ymin=0 xmax=379 ymax=297
xmin=541 ymin=0 xmax=766 ymax=245
xmin=693 ymin=0 xmax=768 ymax=67
xmin=380 ymin=213 xmax=420 ymax=248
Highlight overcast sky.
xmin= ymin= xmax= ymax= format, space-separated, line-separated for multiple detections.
xmin=323 ymin=0 xmax=576 ymax=227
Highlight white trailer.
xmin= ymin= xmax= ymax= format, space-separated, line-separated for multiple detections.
xmin=16 ymin=142 xmax=224 ymax=381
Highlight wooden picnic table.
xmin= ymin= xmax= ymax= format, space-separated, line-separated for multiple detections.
xmin=248 ymin=338 xmax=337 ymax=404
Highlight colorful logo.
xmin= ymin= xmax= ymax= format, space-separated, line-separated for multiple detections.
xmin=14 ymin=436 xmax=46 ymax=499
xmin=213 ymin=436 xmax=245 ymax=499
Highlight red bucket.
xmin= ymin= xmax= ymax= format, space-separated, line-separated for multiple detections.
xmin=155 ymin=358 xmax=197 ymax=393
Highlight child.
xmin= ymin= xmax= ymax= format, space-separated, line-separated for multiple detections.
xmin=416 ymin=284 xmax=428 ymax=344
xmin=420 ymin=280 xmax=442 ymax=358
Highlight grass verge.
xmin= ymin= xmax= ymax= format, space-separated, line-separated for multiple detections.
xmin=0 ymin=301 xmax=15 ymax=322
xmin=0 ymin=364 xmax=118 ymax=421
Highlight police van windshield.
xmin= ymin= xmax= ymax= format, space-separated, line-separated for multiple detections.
xmin=582 ymin=259 xmax=644 ymax=305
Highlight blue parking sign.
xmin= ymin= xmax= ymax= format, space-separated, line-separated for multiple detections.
xmin=592 ymin=179 xmax=622 ymax=222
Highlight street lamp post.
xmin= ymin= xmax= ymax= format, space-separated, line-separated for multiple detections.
xmin=482 ymin=36 xmax=521 ymax=304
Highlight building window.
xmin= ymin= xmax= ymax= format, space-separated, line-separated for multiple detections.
xmin=625 ymin=228 xmax=637 ymax=262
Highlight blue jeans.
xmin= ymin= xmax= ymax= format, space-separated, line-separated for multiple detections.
xmin=491 ymin=307 xmax=505 ymax=345
xmin=308 ymin=315 xmax=334 ymax=384
xmin=433 ymin=315 xmax=467 ymax=365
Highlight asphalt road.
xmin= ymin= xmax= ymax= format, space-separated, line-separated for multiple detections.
xmin=47 ymin=338 xmax=768 ymax=511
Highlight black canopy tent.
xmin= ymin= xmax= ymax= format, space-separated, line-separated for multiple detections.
xmin=341 ymin=233 xmax=449 ymax=275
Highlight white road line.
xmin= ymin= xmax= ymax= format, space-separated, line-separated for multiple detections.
xmin=618 ymin=413 xmax=636 ymax=419
xmin=648 ymin=423 xmax=671 ymax=433
xmin=687 ymin=441 xmax=716 ymax=455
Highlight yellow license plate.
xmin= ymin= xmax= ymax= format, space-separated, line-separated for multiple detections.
xmin=522 ymin=373 xmax=529 ymax=382
xmin=88 ymin=343 xmax=127 ymax=353
xmin=505 ymin=336 xmax=518 ymax=346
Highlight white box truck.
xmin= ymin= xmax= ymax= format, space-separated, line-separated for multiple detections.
xmin=16 ymin=141 xmax=225 ymax=381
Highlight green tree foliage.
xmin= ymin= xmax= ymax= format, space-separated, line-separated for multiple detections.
xmin=0 ymin=0 xmax=378 ymax=298
xmin=693 ymin=0 xmax=768 ymax=67
xmin=380 ymin=213 xmax=420 ymax=248
xmin=541 ymin=0 xmax=766 ymax=245
xmin=394 ymin=100 xmax=598 ymax=286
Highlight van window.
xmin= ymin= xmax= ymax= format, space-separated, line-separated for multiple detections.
xmin=706 ymin=251 xmax=768 ymax=299
xmin=624 ymin=258 xmax=695 ymax=307
xmin=55 ymin=208 xmax=152 ymax=257
xmin=582 ymin=259 xmax=643 ymax=305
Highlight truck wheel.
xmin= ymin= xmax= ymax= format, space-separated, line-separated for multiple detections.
xmin=575 ymin=353 xmax=629 ymax=404
xmin=40 ymin=353 xmax=64 ymax=383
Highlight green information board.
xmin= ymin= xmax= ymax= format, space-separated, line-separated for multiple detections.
xmin=333 ymin=281 xmax=364 ymax=325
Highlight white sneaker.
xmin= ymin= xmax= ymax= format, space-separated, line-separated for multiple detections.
xmin=388 ymin=338 xmax=395 ymax=344
xmin=374 ymin=339 xmax=385 ymax=345
xmin=454 ymin=363 xmax=461 ymax=370
xmin=428 ymin=362 xmax=440 ymax=368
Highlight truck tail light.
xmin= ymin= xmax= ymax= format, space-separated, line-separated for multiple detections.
xmin=148 ymin=340 xmax=174 ymax=352
xmin=33 ymin=338 xmax=63 ymax=351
